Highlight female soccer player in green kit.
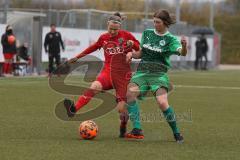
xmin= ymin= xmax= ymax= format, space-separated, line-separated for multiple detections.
xmin=125 ymin=9 xmax=187 ymax=143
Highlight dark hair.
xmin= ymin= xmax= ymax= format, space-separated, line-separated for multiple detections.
xmin=153 ymin=9 xmax=175 ymax=27
xmin=50 ymin=23 xmax=56 ymax=27
xmin=6 ymin=25 xmax=12 ymax=31
xmin=108 ymin=12 xmax=124 ymax=24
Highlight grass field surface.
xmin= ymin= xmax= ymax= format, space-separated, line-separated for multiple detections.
xmin=0 ymin=70 xmax=239 ymax=160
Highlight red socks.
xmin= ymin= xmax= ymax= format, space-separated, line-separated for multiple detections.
xmin=75 ymin=89 xmax=96 ymax=111
xmin=120 ymin=112 xmax=129 ymax=128
xmin=3 ymin=63 xmax=11 ymax=74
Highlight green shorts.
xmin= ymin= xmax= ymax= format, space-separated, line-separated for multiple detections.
xmin=130 ymin=71 xmax=170 ymax=98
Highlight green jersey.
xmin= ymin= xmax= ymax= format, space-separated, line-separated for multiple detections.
xmin=138 ymin=29 xmax=182 ymax=73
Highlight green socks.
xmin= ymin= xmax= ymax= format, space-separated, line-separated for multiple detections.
xmin=126 ymin=103 xmax=179 ymax=134
xmin=163 ymin=106 xmax=180 ymax=134
xmin=127 ymin=101 xmax=142 ymax=129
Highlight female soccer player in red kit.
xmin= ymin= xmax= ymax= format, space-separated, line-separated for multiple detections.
xmin=64 ymin=12 xmax=140 ymax=137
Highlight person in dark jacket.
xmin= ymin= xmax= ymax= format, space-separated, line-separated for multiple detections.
xmin=195 ymin=35 xmax=208 ymax=70
xmin=200 ymin=35 xmax=208 ymax=70
xmin=44 ymin=24 xmax=65 ymax=75
xmin=1 ymin=25 xmax=17 ymax=76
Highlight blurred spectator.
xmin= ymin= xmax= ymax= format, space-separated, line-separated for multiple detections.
xmin=13 ymin=43 xmax=31 ymax=76
xmin=195 ymin=35 xmax=208 ymax=70
xmin=44 ymin=24 xmax=65 ymax=76
xmin=1 ymin=25 xmax=17 ymax=77
xmin=16 ymin=43 xmax=31 ymax=64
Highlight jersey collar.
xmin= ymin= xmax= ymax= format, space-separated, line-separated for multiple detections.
xmin=154 ymin=29 xmax=169 ymax=36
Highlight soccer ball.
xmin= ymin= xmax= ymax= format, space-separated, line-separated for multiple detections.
xmin=8 ymin=35 xmax=16 ymax=45
xmin=79 ymin=120 xmax=98 ymax=140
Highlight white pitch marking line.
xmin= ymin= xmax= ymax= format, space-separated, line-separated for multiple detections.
xmin=175 ymin=85 xmax=240 ymax=90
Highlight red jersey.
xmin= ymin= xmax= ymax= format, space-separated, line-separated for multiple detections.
xmin=75 ymin=30 xmax=140 ymax=72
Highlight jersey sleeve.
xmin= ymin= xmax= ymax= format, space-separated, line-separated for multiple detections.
xmin=1 ymin=34 xmax=8 ymax=47
xmin=59 ymin=32 xmax=65 ymax=50
xmin=75 ymin=35 xmax=103 ymax=59
xmin=140 ymin=30 xmax=146 ymax=48
xmin=93 ymin=35 xmax=103 ymax=49
xmin=44 ymin=33 xmax=49 ymax=52
xmin=169 ymin=36 xmax=182 ymax=56
xmin=126 ymin=31 xmax=140 ymax=51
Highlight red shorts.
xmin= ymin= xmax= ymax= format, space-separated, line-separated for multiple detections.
xmin=96 ymin=67 xmax=131 ymax=102
xmin=3 ymin=53 xmax=14 ymax=60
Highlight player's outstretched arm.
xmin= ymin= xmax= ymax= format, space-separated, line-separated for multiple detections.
xmin=67 ymin=42 xmax=101 ymax=64
xmin=125 ymin=31 xmax=140 ymax=51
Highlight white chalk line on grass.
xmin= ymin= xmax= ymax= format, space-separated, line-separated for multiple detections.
xmin=174 ymin=85 xmax=240 ymax=90
xmin=1 ymin=78 xmax=240 ymax=90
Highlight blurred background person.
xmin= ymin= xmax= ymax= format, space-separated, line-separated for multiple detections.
xmin=13 ymin=43 xmax=31 ymax=76
xmin=1 ymin=25 xmax=17 ymax=77
xmin=16 ymin=43 xmax=31 ymax=64
xmin=200 ymin=35 xmax=208 ymax=70
xmin=195 ymin=35 xmax=208 ymax=70
xmin=44 ymin=24 xmax=65 ymax=76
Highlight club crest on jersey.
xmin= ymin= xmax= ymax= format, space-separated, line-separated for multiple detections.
xmin=118 ymin=38 xmax=124 ymax=45
xmin=159 ymin=40 xmax=166 ymax=46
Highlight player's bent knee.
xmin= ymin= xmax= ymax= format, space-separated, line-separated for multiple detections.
xmin=126 ymin=91 xmax=137 ymax=102
xmin=126 ymin=84 xmax=140 ymax=102
xmin=156 ymin=98 xmax=169 ymax=110
xmin=90 ymin=81 xmax=103 ymax=92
